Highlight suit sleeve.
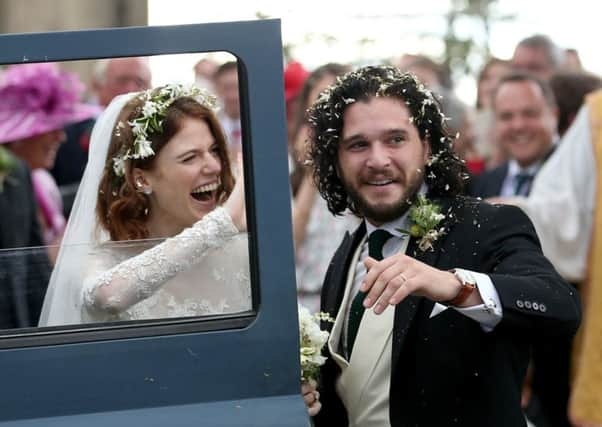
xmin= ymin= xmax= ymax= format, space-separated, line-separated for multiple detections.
xmin=480 ymin=203 xmax=581 ymax=338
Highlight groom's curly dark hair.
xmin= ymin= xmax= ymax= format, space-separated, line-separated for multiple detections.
xmin=306 ymin=65 xmax=467 ymax=216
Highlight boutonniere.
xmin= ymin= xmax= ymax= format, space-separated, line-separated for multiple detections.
xmin=398 ymin=195 xmax=446 ymax=252
xmin=0 ymin=146 xmax=17 ymax=193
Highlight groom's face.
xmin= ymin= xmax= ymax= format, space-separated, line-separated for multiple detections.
xmin=336 ymin=96 xmax=429 ymax=226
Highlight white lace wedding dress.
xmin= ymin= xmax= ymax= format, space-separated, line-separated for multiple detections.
xmin=80 ymin=207 xmax=252 ymax=323
xmin=38 ymin=94 xmax=252 ymax=326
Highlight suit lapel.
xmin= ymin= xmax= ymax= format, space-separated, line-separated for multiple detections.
xmin=322 ymin=222 xmax=366 ymax=326
xmin=391 ymin=197 xmax=458 ymax=376
xmin=328 ymin=234 xmax=366 ymax=367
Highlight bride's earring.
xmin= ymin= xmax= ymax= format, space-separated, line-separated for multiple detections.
xmin=135 ymin=180 xmax=152 ymax=195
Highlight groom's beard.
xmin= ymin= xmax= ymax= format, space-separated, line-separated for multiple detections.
xmin=342 ymin=170 xmax=424 ymax=224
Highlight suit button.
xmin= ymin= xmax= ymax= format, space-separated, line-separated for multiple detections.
xmin=516 ymin=300 xmax=524 ymax=308
xmin=524 ymin=301 xmax=532 ymax=309
xmin=539 ymin=303 xmax=547 ymax=313
xmin=532 ymin=302 xmax=539 ymax=311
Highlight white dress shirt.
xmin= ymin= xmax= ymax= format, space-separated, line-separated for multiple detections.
xmin=500 ymin=160 xmax=542 ymax=197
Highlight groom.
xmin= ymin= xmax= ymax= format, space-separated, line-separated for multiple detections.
xmin=306 ymin=66 xmax=581 ymax=427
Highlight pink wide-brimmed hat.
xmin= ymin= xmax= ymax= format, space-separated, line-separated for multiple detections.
xmin=0 ymin=63 xmax=100 ymax=144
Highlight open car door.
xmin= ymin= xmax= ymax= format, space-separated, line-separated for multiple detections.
xmin=0 ymin=19 xmax=306 ymax=426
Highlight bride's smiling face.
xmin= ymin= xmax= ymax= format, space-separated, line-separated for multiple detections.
xmin=136 ymin=117 xmax=224 ymax=237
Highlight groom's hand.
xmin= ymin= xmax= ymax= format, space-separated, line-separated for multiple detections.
xmin=361 ymin=255 xmax=479 ymax=314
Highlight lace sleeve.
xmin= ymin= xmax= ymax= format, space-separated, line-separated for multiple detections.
xmin=83 ymin=207 xmax=239 ymax=315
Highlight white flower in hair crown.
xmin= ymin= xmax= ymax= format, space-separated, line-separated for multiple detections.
xmin=112 ymin=83 xmax=218 ymax=177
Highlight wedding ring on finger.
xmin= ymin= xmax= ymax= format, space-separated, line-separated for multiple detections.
xmin=398 ymin=273 xmax=408 ymax=283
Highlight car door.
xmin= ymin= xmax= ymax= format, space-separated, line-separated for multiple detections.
xmin=0 ymin=19 xmax=307 ymax=426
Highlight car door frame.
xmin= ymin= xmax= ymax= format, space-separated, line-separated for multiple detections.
xmin=0 ymin=19 xmax=306 ymax=426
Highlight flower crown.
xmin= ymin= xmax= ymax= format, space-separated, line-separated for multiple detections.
xmin=112 ymin=83 xmax=218 ymax=177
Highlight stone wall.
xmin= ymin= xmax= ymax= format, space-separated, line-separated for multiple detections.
xmin=0 ymin=0 xmax=148 ymax=86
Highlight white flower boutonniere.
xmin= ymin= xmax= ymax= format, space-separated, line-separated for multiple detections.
xmin=298 ymin=304 xmax=334 ymax=382
xmin=398 ymin=195 xmax=446 ymax=252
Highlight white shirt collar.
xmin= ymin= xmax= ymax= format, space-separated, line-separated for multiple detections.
xmin=507 ymin=158 xmax=542 ymax=177
xmin=365 ymin=213 xmax=409 ymax=239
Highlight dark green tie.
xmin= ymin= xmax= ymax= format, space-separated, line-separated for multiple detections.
xmin=514 ymin=172 xmax=534 ymax=196
xmin=347 ymin=229 xmax=392 ymax=358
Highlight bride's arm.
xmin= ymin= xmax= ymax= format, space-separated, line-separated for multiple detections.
xmin=83 ymin=207 xmax=239 ymax=315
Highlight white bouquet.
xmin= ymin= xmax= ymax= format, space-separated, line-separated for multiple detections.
xmin=298 ymin=304 xmax=334 ymax=382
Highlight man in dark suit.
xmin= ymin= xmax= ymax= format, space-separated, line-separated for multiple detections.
xmin=0 ymin=152 xmax=51 ymax=329
xmin=305 ymin=66 xmax=580 ymax=427
xmin=469 ymin=72 xmax=558 ymax=199
xmin=469 ymin=72 xmax=570 ymax=427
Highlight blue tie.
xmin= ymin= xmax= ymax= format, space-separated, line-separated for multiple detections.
xmin=347 ymin=229 xmax=392 ymax=358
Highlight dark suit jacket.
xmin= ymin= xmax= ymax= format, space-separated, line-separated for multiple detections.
xmin=469 ymin=155 xmax=572 ymax=427
xmin=0 ymin=159 xmax=51 ymax=329
xmin=467 ymin=162 xmax=509 ymax=198
xmin=314 ymin=196 xmax=581 ymax=427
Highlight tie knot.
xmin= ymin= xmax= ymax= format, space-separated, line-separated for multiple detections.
xmin=368 ymin=229 xmax=392 ymax=261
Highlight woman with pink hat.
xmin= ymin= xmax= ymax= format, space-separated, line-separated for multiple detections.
xmin=0 ymin=62 xmax=99 ymax=259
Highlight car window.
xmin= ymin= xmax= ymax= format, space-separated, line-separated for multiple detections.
xmin=0 ymin=50 xmax=260 ymax=340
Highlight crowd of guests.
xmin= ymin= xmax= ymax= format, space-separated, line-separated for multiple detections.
xmin=0 ymin=31 xmax=601 ymax=426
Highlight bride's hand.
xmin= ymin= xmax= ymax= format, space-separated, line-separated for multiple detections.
xmin=224 ymin=153 xmax=247 ymax=231
xmin=301 ymin=379 xmax=322 ymax=417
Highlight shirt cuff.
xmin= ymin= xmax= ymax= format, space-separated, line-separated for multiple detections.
xmin=429 ymin=269 xmax=503 ymax=332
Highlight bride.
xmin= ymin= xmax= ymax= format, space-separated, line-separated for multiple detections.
xmin=38 ymin=84 xmax=251 ymax=326
xmin=38 ymin=82 xmax=323 ymax=416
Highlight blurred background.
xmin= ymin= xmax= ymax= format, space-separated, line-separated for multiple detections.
xmin=148 ymin=0 xmax=602 ymax=105
xmin=0 ymin=0 xmax=598 ymax=105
